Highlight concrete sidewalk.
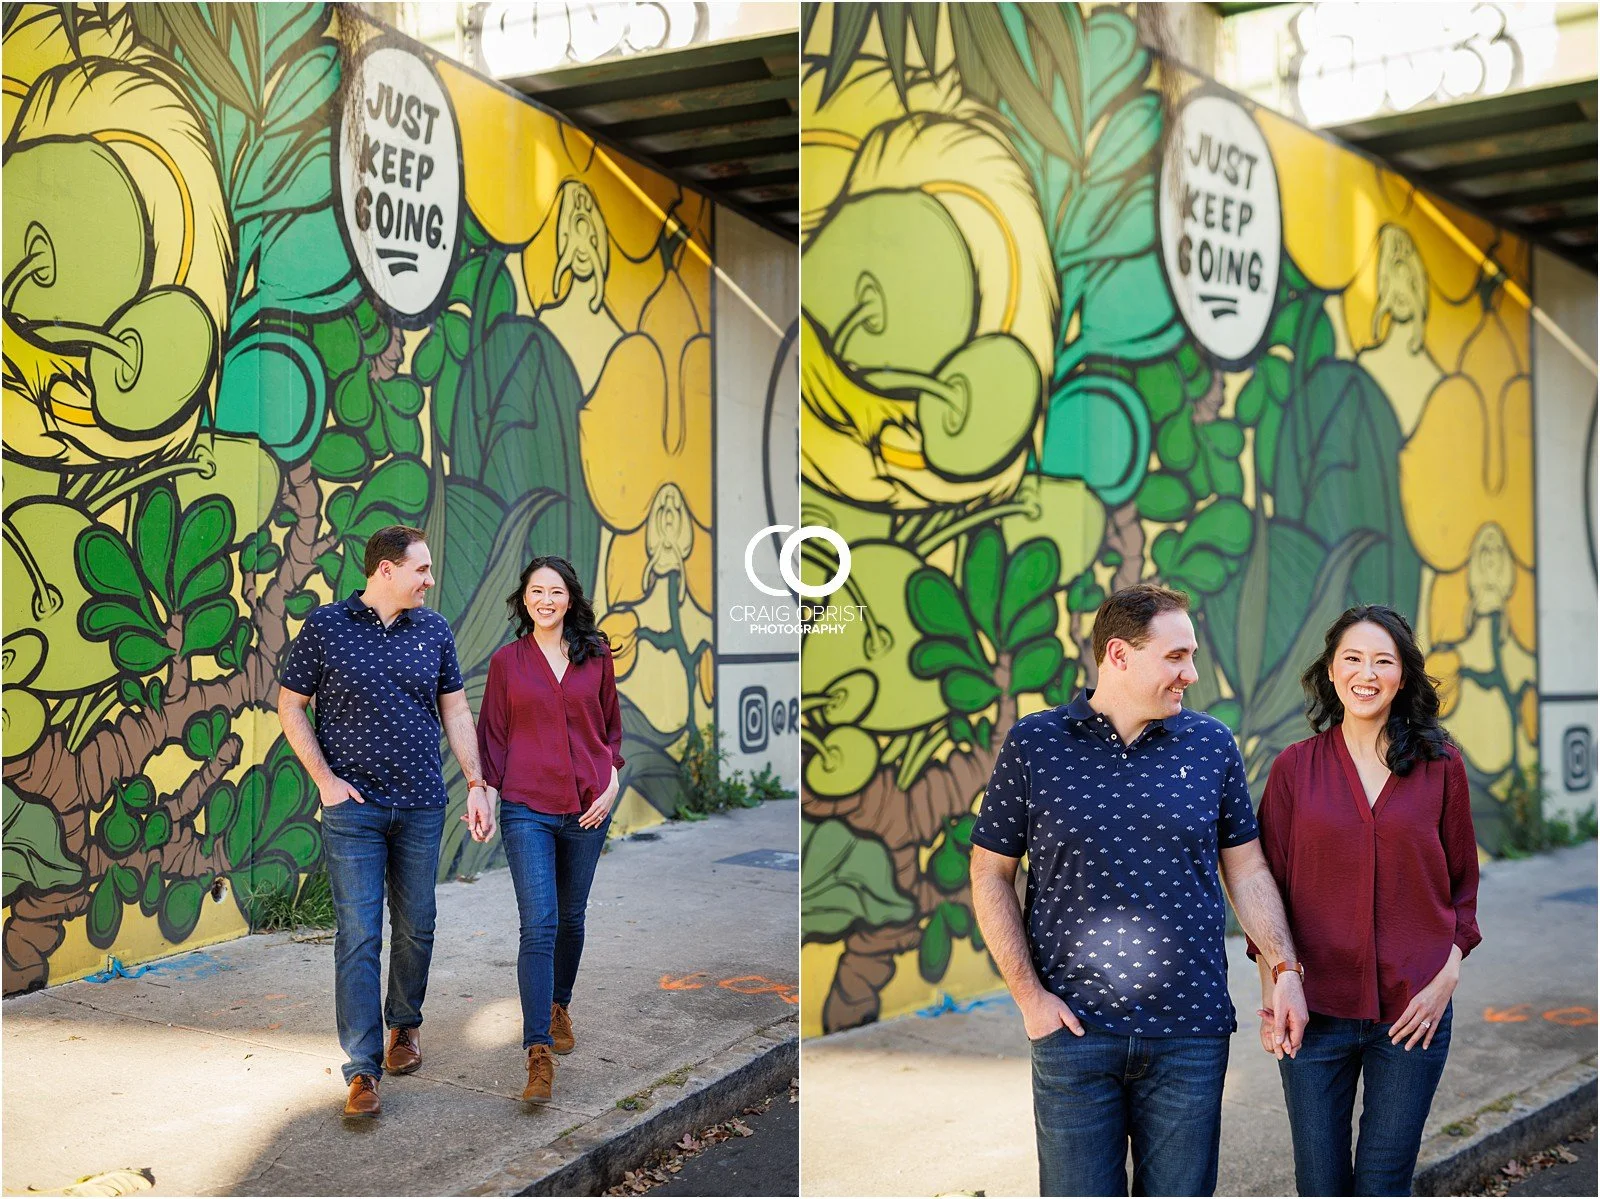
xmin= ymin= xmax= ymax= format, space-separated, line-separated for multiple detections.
xmin=2 ymin=801 xmax=798 ymax=1197
xmin=801 ymin=843 xmax=1598 ymax=1197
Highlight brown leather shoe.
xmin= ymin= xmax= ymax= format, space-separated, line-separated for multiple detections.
xmin=551 ymin=1003 xmax=575 ymax=1055
xmin=344 ymin=1074 xmax=381 ymax=1118
xmin=384 ymin=1027 xmax=421 ymax=1075
xmin=522 ymin=1045 xmax=555 ymax=1105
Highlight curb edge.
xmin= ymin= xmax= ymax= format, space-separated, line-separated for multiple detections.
xmin=459 ymin=1017 xmax=799 ymax=1197
xmin=1414 ymin=1055 xmax=1598 ymax=1196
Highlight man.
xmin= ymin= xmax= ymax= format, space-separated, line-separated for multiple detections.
xmin=279 ymin=526 xmax=495 ymax=1119
xmin=971 ymin=583 xmax=1307 ymax=1196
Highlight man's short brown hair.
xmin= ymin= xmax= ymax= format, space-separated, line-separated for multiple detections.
xmin=364 ymin=525 xmax=427 ymax=577
xmin=1091 ymin=583 xmax=1190 ymax=664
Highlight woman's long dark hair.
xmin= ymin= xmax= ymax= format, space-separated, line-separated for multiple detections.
xmin=506 ymin=555 xmax=610 ymax=665
xmin=1300 ymin=604 xmax=1452 ymax=776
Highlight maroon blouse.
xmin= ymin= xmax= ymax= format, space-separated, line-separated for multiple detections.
xmin=477 ymin=637 xmax=625 ymax=816
xmin=1246 ymin=726 xmax=1482 ymax=1022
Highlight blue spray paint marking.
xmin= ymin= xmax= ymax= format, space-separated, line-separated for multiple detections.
xmin=83 ymin=951 xmax=232 ymax=984
xmin=915 ymin=992 xmax=1014 ymax=1019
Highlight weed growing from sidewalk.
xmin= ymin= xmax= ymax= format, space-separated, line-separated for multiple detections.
xmin=247 ymin=868 xmax=335 ymax=933
xmin=676 ymin=725 xmax=782 ymax=819
xmin=1500 ymin=764 xmax=1597 ymax=858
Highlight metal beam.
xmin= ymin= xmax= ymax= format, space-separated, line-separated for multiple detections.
xmin=603 ymin=99 xmax=791 ymax=140
xmin=657 ymin=135 xmax=798 ymax=169
xmin=1415 ymin=141 xmax=1597 ymax=186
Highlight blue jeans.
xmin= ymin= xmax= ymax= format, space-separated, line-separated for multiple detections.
xmin=1031 ymin=1023 xmax=1230 ymax=1196
xmin=320 ymin=800 xmax=447 ymax=1083
xmin=499 ymin=803 xmax=610 ymax=1048
xmin=1278 ymin=1003 xmax=1453 ymax=1196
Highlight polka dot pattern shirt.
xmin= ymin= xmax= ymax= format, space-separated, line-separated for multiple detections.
xmin=972 ymin=689 xmax=1259 ymax=1037
xmin=279 ymin=592 xmax=465 ymax=808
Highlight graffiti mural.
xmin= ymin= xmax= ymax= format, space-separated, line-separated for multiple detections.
xmin=798 ymin=2 xmax=1535 ymax=1035
xmin=2 ymin=2 xmax=734 ymax=993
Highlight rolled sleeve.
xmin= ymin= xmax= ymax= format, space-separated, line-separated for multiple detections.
xmin=971 ymin=725 xmax=1030 ymax=858
xmin=1441 ymin=751 xmax=1483 ymax=958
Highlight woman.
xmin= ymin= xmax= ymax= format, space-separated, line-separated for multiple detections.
xmin=476 ymin=555 xmax=625 ymax=1107
xmin=1251 ymin=604 xmax=1481 ymax=1196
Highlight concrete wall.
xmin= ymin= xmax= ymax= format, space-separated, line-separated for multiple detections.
xmin=1533 ymin=248 xmax=1599 ymax=820
xmin=1 ymin=2 xmax=788 ymax=993
xmin=714 ymin=212 xmax=801 ymax=792
xmin=799 ymin=1 xmax=1545 ymax=1036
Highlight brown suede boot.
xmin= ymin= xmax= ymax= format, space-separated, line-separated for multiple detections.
xmin=522 ymin=1045 xmax=555 ymax=1105
xmin=550 ymin=1003 xmax=575 ymax=1055
xmin=344 ymin=1073 xmax=381 ymax=1118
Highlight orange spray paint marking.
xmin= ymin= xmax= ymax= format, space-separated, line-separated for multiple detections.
xmin=718 ymin=976 xmax=799 ymax=1005
xmin=1541 ymin=1007 xmax=1597 ymax=1026
xmin=659 ymin=972 xmax=708 ymax=991
xmin=1483 ymin=1005 xmax=1532 ymax=1023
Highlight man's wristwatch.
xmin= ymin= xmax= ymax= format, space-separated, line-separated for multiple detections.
xmin=468 ymin=778 xmax=488 ymax=792
xmin=1271 ymin=960 xmax=1305 ymax=983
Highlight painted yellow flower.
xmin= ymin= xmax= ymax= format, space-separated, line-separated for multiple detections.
xmin=579 ymin=263 xmax=713 ymax=616
xmin=598 ymin=608 xmax=640 ymax=679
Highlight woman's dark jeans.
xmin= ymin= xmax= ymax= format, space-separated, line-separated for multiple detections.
xmin=1279 ymin=1003 xmax=1453 ymax=1196
xmin=499 ymin=803 xmax=610 ymax=1048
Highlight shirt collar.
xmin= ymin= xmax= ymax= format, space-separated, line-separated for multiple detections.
xmin=345 ymin=590 xmax=413 ymax=626
xmin=1063 ymin=688 xmax=1198 ymax=738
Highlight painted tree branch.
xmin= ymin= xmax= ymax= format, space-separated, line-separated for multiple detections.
xmin=809 ymin=663 xmax=1018 ymax=1031
xmin=2 ymin=464 xmax=328 ymax=994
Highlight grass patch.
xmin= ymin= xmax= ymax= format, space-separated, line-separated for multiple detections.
xmin=1499 ymin=764 xmax=1596 ymax=858
xmin=247 ymin=868 xmax=335 ymax=932
xmin=1483 ymin=1094 xmax=1517 ymax=1114
xmin=652 ymin=1066 xmax=691 ymax=1089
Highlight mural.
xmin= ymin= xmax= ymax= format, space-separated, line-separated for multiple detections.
xmin=798 ymin=2 xmax=1536 ymax=1035
xmin=2 ymin=2 xmax=732 ymax=993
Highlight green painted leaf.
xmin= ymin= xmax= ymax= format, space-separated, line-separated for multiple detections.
xmin=1257 ymin=402 xmax=1284 ymax=490
xmin=185 ymin=711 xmax=217 ymax=759
xmin=135 ymin=486 xmax=177 ymax=608
xmin=927 ymin=833 xmax=969 ymax=893
xmin=311 ymin=431 xmax=368 ymax=481
xmin=2 ymin=783 xmax=84 ymax=904
xmin=124 ymin=777 xmax=153 ymax=808
xmin=81 ymin=597 xmax=158 ymax=640
xmin=144 ymin=810 xmax=172 ymax=850
xmin=159 ymin=879 xmax=207 ymax=942
xmin=177 ymin=557 xmax=231 ymax=612
xmin=1156 ymin=412 xmax=1198 ymax=471
xmin=1179 ymin=499 xmax=1252 ymax=558
xmin=311 ymin=315 xmax=361 ymax=378
xmin=1006 ymin=596 xmax=1058 ymax=647
xmin=1066 ymin=570 xmax=1105 ymax=614
xmin=100 ymin=795 xmax=140 ymax=856
xmin=1275 ymin=360 xmax=1420 ymax=616
xmin=264 ymin=761 xmax=308 ymax=839
xmin=943 ymin=669 xmax=1001 ymax=714
xmin=802 ymin=818 xmax=915 ymax=941
xmin=228 ymin=771 xmax=266 ymax=868
xmin=77 ymin=528 xmax=146 ymax=600
xmin=1087 ymin=92 xmax=1160 ymax=178
xmin=999 ymin=540 xmax=1059 ymax=640
xmin=962 ymin=526 xmax=1004 ymax=646
xmin=181 ymin=597 xmax=237 ymax=657
xmin=353 ymin=456 xmax=429 ymax=522
xmin=909 ymin=637 xmax=987 ymax=680
xmin=438 ymin=310 xmax=470 ymax=359
xmin=112 ymin=630 xmax=174 ymax=674
xmin=1136 ymin=359 xmax=1185 ymax=424
xmin=208 ymin=782 xmax=238 ymax=836
xmin=141 ymin=866 xmax=163 ymax=916
xmin=269 ymin=823 xmax=320 ymax=868
xmin=1258 ymin=355 xmax=1291 ymax=404
xmin=378 ymin=376 xmax=425 ymax=418
xmin=264 ymin=42 xmax=337 ymax=130
xmin=1010 ymin=638 xmax=1064 ymax=694
xmin=87 ymin=876 xmax=123 ymax=948
xmin=333 ymin=370 xmax=375 ymax=428
xmin=384 ymin=410 xmax=423 ymax=457
xmin=1197 ymin=419 xmax=1245 ymax=460
xmin=1136 ymin=473 xmax=1191 ymax=522
xmin=1208 ymin=698 xmax=1242 ymax=732
xmin=1235 ymin=373 xmax=1270 ymax=427
xmin=906 ymin=568 xmax=979 ymax=645
xmin=411 ymin=329 xmax=446 ymax=385
xmin=173 ymin=498 xmax=234 ymax=605
xmin=919 ymin=904 xmax=953 ymax=982
xmin=284 ymin=591 xmax=317 ymax=619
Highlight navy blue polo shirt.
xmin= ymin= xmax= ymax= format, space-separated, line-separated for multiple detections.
xmin=279 ymin=592 xmax=464 ymax=808
xmin=972 ymin=689 xmax=1258 ymax=1037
